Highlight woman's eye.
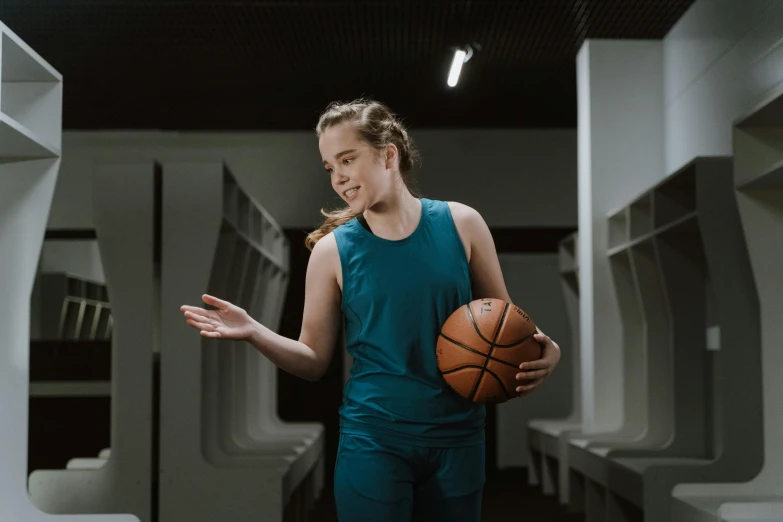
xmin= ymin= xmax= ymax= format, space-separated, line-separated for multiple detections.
xmin=343 ymin=158 xmax=352 ymax=165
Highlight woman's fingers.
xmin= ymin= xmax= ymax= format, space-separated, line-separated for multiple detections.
xmin=202 ymin=294 xmax=230 ymax=310
xmin=186 ymin=317 xmax=225 ymax=338
xmin=519 ymin=359 xmax=550 ymax=371
xmin=181 ymin=306 xmax=216 ymax=321
xmin=516 ymin=369 xmax=549 ymax=381
xmin=186 ymin=316 xmax=215 ymax=332
xmin=183 ymin=310 xmax=219 ymax=325
xmin=533 ymin=332 xmax=551 ymax=344
xmin=516 ymin=378 xmax=544 ymax=395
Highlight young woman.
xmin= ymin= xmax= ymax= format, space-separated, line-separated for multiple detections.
xmin=180 ymin=99 xmax=561 ymax=521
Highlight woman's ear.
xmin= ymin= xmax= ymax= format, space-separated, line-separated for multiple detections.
xmin=385 ymin=143 xmax=399 ymax=170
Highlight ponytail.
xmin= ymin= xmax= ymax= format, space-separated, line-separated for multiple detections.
xmin=304 ymin=206 xmax=359 ymax=252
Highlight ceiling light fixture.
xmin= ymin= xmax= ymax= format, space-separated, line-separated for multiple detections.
xmin=447 ymin=45 xmax=474 ymax=88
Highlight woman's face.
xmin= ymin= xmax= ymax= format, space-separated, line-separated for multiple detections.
xmin=319 ymin=122 xmax=397 ymax=211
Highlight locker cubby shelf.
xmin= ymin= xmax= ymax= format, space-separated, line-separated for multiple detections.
xmin=31 ymin=272 xmax=112 ymax=342
xmin=559 ymin=231 xmax=578 ymax=274
xmin=565 ymin=156 xmax=763 ymax=522
xmin=221 ymin=168 xmax=289 ymax=273
xmin=608 ymin=207 xmax=629 ymax=251
xmin=606 ymin=162 xmax=698 ymax=256
xmin=158 ymin=161 xmax=322 ymax=522
xmin=629 ymin=192 xmax=653 ymax=239
xmin=654 ymin=164 xmax=696 ymax=229
xmin=734 ymin=130 xmax=783 ymax=190
xmin=0 ymin=25 xmax=62 ymax=160
xmin=670 ymin=87 xmax=783 ymax=521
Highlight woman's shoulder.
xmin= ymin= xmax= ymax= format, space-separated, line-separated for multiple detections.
xmin=311 ymin=230 xmax=340 ymax=257
xmin=445 ymin=201 xmax=490 ymax=238
xmin=421 ymin=198 xmax=485 ymax=231
xmin=442 ymin=200 xmax=483 ymax=224
xmin=422 ymin=197 xmax=476 ymax=217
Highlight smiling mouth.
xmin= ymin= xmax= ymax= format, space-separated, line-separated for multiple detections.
xmin=344 ymin=187 xmax=360 ymax=199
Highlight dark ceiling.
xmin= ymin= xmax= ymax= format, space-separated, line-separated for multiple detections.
xmin=0 ymin=0 xmax=693 ymax=131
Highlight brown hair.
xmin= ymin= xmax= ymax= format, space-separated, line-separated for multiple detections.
xmin=304 ymin=98 xmax=422 ymax=251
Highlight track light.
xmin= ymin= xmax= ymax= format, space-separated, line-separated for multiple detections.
xmin=447 ymin=45 xmax=475 ymax=88
xmin=447 ymin=49 xmax=467 ymax=87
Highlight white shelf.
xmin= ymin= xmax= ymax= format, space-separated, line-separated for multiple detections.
xmin=607 ymin=211 xmax=697 ymax=256
xmin=235 ymin=226 xmax=288 ymax=274
xmin=0 ymin=111 xmax=60 ymax=159
xmin=608 ymin=207 xmax=629 ymax=251
xmin=735 ymin=84 xmax=783 ymax=128
xmin=0 ymin=23 xmax=62 ymax=161
xmin=558 ymin=232 xmax=578 ymax=272
xmin=222 ymin=168 xmax=289 ymax=272
xmin=0 ymin=26 xmax=61 ymax=83
xmin=738 ymin=156 xmax=783 ymax=190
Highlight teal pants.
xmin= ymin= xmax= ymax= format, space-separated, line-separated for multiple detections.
xmin=333 ymin=432 xmax=485 ymax=522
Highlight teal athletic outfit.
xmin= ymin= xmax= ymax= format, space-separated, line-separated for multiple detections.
xmin=332 ymin=197 xmax=486 ymax=521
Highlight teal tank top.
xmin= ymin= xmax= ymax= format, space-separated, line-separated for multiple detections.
xmin=333 ymin=197 xmax=486 ymax=447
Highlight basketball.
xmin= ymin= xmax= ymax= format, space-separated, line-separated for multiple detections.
xmin=436 ymin=298 xmax=543 ymax=404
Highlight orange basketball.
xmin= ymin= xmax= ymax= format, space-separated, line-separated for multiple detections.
xmin=436 ymin=298 xmax=542 ymax=404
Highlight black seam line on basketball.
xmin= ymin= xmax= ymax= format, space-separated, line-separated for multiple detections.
xmin=438 ymin=333 xmax=519 ymax=369
xmin=483 ymin=367 xmax=514 ymax=400
xmin=440 ymin=366 xmax=513 ymax=401
xmin=441 ymin=364 xmax=486 ymax=374
xmin=468 ymin=302 xmax=510 ymax=402
xmin=464 ymin=302 xmax=534 ymax=348
xmin=493 ymin=331 xmax=537 ymax=349
xmin=466 ymin=304 xmax=495 ymax=345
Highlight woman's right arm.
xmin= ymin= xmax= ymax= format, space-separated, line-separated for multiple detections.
xmin=248 ymin=232 xmax=343 ymax=382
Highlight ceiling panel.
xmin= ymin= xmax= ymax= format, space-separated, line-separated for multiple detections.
xmin=0 ymin=0 xmax=694 ymax=130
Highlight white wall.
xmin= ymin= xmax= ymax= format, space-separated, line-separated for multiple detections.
xmin=664 ymin=0 xmax=783 ymax=174
xmin=49 ymin=129 xmax=577 ymax=231
xmin=414 ymin=130 xmax=577 ymax=227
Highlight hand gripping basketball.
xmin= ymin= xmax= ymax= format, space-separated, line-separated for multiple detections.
xmin=436 ymin=298 xmax=543 ymax=404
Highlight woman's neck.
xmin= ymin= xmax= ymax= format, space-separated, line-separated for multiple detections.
xmin=362 ymin=189 xmax=421 ymax=240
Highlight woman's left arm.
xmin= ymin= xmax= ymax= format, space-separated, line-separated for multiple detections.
xmin=450 ymin=202 xmax=562 ymax=398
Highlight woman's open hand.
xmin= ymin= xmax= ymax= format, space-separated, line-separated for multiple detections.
xmin=180 ymin=294 xmax=256 ymax=341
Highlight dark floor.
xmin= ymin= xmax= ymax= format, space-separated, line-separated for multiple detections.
xmin=308 ymin=468 xmax=584 ymax=522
